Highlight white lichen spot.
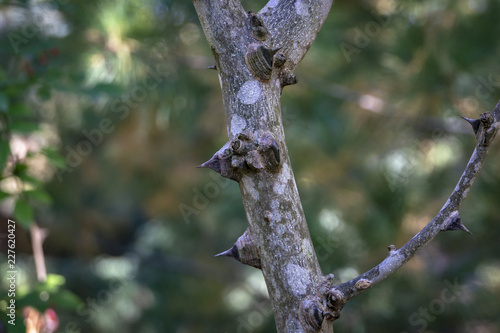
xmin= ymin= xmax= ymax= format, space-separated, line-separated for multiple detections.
xmin=278 ymin=163 xmax=292 ymax=183
xmin=230 ymin=115 xmax=247 ymax=137
xmin=237 ymin=80 xmax=261 ymax=105
xmin=285 ymin=263 xmax=310 ymax=296
xmin=301 ymin=239 xmax=314 ymax=258
xmin=242 ymin=176 xmax=259 ymax=201
xmin=274 ymin=164 xmax=291 ymax=195
xmin=295 ymin=0 xmax=309 ymax=16
xmin=273 ymin=181 xmax=286 ymax=196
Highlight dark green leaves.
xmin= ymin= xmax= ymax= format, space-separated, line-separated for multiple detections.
xmin=13 ymin=198 xmax=34 ymax=228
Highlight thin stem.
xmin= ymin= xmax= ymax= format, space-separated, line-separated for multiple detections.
xmin=30 ymin=223 xmax=48 ymax=283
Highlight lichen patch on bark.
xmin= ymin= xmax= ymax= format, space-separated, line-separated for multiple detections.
xmin=295 ymin=0 xmax=309 ymax=16
xmin=242 ymin=175 xmax=259 ymax=201
xmin=237 ymin=80 xmax=261 ymax=105
xmin=285 ymin=263 xmax=311 ymax=296
xmin=230 ymin=115 xmax=247 ymax=138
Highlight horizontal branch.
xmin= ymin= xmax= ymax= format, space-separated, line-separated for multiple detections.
xmin=328 ymin=101 xmax=500 ymax=304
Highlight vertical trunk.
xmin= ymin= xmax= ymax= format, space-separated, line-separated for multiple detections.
xmin=193 ymin=1 xmax=334 ymax=331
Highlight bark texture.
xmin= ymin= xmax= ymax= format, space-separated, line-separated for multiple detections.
xmin=193 ymin=1 xmax=334 ymax=332
xmin=193 ymin=1 xmax=500 ymax=332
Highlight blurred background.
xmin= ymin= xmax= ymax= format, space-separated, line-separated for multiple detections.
xmin=1 ymin=0 xmax=500 ymax=332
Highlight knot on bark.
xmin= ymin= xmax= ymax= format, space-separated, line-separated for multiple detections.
xmin=198 ymin=132 xmax=282 ymax=181
xmin=462 ymin=112 xmax=499 ymax=146
xmin=299 ymin=295 xmax=326 ymax=333
xmin=324 ymin=288 xmax=346 ymax=320
xmin=299 ymin=287 xmax=347 ymax=332
xmin=231 ymin=131 xmax=281 ymax=173
xmin=248 ymin=10 xmax=268 ymax=41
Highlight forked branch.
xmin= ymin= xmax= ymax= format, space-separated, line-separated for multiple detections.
xmin=322 ymin=101 xmax=500 ymax=314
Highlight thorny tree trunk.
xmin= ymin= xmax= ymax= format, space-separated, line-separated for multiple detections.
xmin=193 ymin=1 xmax=500 ymax=332
xmin=193 ymin=1 xmax=334 ymax=332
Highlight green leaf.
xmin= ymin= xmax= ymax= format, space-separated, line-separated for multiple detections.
xmin=44 ymin=274 xmax=66 ymax=290
xmin=0 ymin=139 xmax=10 ymax=171
xmin=25 ymin=189 xmax=53 ymax=205
xmin=13 ymin=163 xmax=28 ymax=177
xmin=42 ymin=147 xmax=66 ymax=168
xmin=0 ymin=92 xmax=9 ymax=112
xmin=48 ymin=289 xmax=83 ymax=310
xmin=8 ymin=103 xmax=32 ymax=116
xmin=13 ymin=198 xmax=34 ymax=228
xmin=87 ymin=83 xmax=124 ymax=97
xmin=9 ymin=120 xmax=39 ymax=133
xmin=17 ymin=289 xmax=82 ymax=312
xmin=0 ymin=191 xmax=10 ymax=201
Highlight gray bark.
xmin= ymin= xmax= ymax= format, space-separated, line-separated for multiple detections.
xmin=193 ymin=1 xmax=334 ymax=331
xmin=193 ymin=1 xmax=500 ymax=332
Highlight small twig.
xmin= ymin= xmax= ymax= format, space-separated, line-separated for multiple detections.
xmin=327 ymin=101 xmax=500 ymax=305
xmin=30 ymin=223 xmax=48 ymax=283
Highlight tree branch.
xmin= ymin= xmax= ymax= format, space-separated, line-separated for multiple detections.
xmin=258 ymin=0 xmax=334 ymax=71
xmin=324 ymin=103 xmax=500 ymax=312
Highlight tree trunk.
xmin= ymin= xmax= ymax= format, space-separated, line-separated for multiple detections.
xmin=193 ymin=1 xmax=334 ymax=331
xmin=193 ymin=1 xmax=500 ymax=332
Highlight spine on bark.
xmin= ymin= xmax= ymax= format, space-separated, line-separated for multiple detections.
xmin=215 ymin=228 xmax=261 ymax=269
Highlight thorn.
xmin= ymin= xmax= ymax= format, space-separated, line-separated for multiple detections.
xmin=207 ymin=65 xmax=217 ymax=70
xmin=196 ymin=154 xmax=221 ymax=174
xmin=215 ymin=244 xmax=240 ymax=261
xmin=270 ymin=140 xmax=280 ymax=164
xmin=461 ymin=116 xmax=481 ymax=135
xmin=443 ymin=211 xmax=472 ymax=235
xmin=215 ymin=245 xmax=240 ymax=260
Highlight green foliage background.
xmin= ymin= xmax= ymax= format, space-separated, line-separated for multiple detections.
xmin=1 ymin=0 xmax=500 ymax=332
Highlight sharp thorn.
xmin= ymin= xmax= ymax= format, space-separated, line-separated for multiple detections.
xmin=215 ymin=249 xmax=232 ymax=257
xmin=461 ymin=116 xmax=481 ymax=135
xmin=215 ymin=245 xmax=240 ymax=260
xmin=461 ymin=224 xmax=472 ymax=235
xmin=207 ymin=65 xmax=217 ymax=70
xmin=444 ymin=212 xmax=472 ymax=235
xmin=196 ymin=154 xmax=221 ymax=173
xmin=272 ymin=47 xmax=282 ymax=54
